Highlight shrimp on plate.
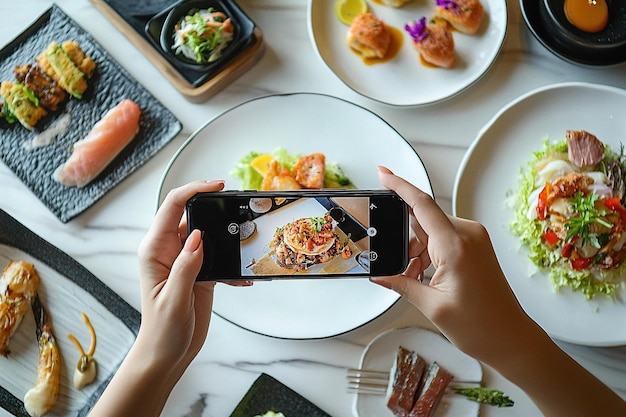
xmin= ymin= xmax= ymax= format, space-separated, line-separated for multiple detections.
xmin=0 ymin=261 xmax=40 ymax=357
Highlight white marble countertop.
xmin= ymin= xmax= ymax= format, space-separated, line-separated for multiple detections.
xmin=2 ymin=1 xmax=626 ymax=416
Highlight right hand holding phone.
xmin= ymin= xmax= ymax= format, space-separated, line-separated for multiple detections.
xmin=372 ymin=166 xmax=539 ymax=367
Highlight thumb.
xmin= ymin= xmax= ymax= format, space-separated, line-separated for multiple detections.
xmin=168 ymin=229 xmax=205 ymax=296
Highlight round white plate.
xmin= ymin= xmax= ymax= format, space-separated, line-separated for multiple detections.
xmin=354 ymin=326 xmax=482 ymax=417
xmin=158 ymin=93 xmax=432 ymax=339
xmin=453 ymin=82 xmax=626 ymax=346
xmin=307 ymin=0 xmax=507 ymax=106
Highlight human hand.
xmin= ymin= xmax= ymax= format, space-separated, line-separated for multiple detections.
xmin=135 ymin=180 xmax=224 ymax=378
xmin=371 ymin=167 xmax=539 ymax=366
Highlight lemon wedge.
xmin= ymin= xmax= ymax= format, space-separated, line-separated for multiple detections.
xmin=335 ymin=0 xmax=368 ymax=26
xmin=250 ymin=154 xmax=274 ymax=176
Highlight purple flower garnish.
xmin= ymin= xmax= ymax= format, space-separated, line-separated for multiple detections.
xmin=404 ymin=17 xmax=428 ymax=43
xmin=436 ymin=0 xmax=461 ymax=13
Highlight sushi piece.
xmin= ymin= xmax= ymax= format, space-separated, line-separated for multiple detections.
xmin=53 ymin=99 xmax=141 ymax=188
xmin=0 ymin=81 xmax=47 ymax=130
xmin=405 ymin=17 xmax=455 ymax=68
xmin=36 ymin=41 xmax=94 ymax=99
xmin=434 ymin=0 xmax=485 ymax=35
xmin=14 ymin=64 xmax=66 ymax=111
xmin=409 ymin=362 xmax=453 ymax=417
xmin=0 ymin=261 xmax=40 ymax=357
xmin=347 ymin=12 xmax=391 ymax=59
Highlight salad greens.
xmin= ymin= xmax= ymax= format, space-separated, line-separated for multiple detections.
xmin=230 ymin=148 xmax=354 ymax=190
xmin=172 ymin=8 xmax=234 ymax=63
xmin=510 ymin=138 xmax=626 ymax=299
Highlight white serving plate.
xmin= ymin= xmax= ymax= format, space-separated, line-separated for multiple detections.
xmin=308 ymin=0 xmax=507 ymax=106
xmin=158 ymin=93 xmax=432 ymax=339
xmin=453 ymin=82 xmax=626 ymax=346
xmin=354 ymin=326 xmax=482 ymax=417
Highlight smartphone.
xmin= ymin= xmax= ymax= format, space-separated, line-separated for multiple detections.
xmin=186 ymin=189 xmax=409 ymax=280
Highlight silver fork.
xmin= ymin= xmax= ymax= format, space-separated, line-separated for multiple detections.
xmin=346 ymin=368 xmax=481 ymax=395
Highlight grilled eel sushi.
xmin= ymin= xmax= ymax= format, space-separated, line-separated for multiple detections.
xmin=0 ymin=261 xmax=40 ymax=357
xmin=36 ymin=41 xmax=95 ymax=99
xmin=14 ymin=64 xmax=66 ymax=112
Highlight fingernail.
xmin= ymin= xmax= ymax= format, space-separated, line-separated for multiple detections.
xmin=206 ymin=179 xmax=225 ymax=186
xmin=377 ymin=166 xmax=392 ymax=175
xmin=184 ymin=229 xmax=202 ymax=252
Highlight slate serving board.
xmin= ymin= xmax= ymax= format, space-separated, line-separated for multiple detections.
xmin=229 ymin=373 xmax=332 ymax=417
xmin=0 ymin=4 xmax=182 ymax=222
xmin=0 ymin=208 xmax=141 ymax=417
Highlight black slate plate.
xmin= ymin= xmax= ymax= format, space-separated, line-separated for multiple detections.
xmin=0 ymin=208 xmax=141 ymax=417
xmin=229 ymin=373 xmax=332 ymax=417
xmin=520 ymin=0 xmax=626 ymax=66
xmin=0 ymin=4 xmax=182 ymax=222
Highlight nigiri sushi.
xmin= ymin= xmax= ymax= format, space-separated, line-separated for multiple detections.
xmin=53 ymin=99 xmax=141 ymax=188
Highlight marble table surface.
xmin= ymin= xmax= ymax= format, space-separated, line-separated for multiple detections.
xmin=1 ymin=1 xmax=626 ymax=416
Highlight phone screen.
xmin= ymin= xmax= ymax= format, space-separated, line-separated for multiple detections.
xmin=186 ymin=190 xmax=408 ymax=280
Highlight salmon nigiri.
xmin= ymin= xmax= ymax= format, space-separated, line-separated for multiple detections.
xmin=53 ymin=99 xmax=141 ymax=187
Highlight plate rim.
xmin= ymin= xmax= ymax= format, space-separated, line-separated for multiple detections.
xmin=452 ymin=81 xmax=626 ymax=346
xmin=156 ymin=91 xmax=433 ymax=339
xmin=306 ymin=0 xmax=508 ymax=107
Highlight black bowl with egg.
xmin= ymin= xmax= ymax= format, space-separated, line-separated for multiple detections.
xmin=145 ymin=0 xmax=256 ymax=80
xmin=521 ymin=0 xmax=626 ymax=66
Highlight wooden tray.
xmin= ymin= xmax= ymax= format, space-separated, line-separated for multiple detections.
xmin=90 ymin=0 xmax=264 ymax=103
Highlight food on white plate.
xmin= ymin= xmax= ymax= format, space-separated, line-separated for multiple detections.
xmin=67 ymin=312 xmax=98 ymax=390
xmin=347 ymin=12 xmax=391 ymax=59
xmin=53 ymin=98 xmax=141 ymax=187
xmin=510 ymin=130 xmax=626 ymax=299
xmin=270 ymin=213 xmax=351 ymax=271
xmin=386 ymin=346 xmax=514 ymax=416
xmin=172 ymin=7 xmax=234 ymax=63
xmin=386 ymin=346 xmax=452 ymax=417
xmin=254 ymin=412 xmax=285 ymax=417
xmin=36 ymin=41 xmax=95 ymax=99
xmin=405 ymin=17 xmax=455 ymax=68
xmin=231 ymin=148 xmax=354 ymax=190
xmin=14 ymin=64 xmax=66 ymax=111
xmin=0 ymin=260 xmax=40 ymax=356
xmin=334 ymin=0 xmax=368 ymax=26
xmin=0 ymin=81 xmax=48 ymax=130
xmin=24 ymin=294 xmax=60 ymax=417
xmin=434 ymin=0 xmax=485 ymax=35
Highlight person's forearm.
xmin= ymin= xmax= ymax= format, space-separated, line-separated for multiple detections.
xmin=490 ymin=324 xmax=626 ymax=417
xmin=88 ymin=338 xmax=182 ymax=417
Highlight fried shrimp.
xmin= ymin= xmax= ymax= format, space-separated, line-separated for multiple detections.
xmin=0 ymin=261 xmax=40 ymax=357
xmin=24 ymin=294 xmax=60 ymax=417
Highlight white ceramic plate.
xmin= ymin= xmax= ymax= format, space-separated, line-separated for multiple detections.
xmin=453 ymin=82 xmax=626 ymax=346
xmin=354 ymin=327 xmax=482 ymax=417
xmin=307 ymin=0 xmax=507 ymax=106
xmin=158 ymin=93 xmax=432 ymax=339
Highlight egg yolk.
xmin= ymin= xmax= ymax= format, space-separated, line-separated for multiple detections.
xmin=564 ymin=0 xmax=609 ymax=33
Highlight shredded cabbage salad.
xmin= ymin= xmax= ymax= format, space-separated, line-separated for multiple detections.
xmin=230 ymin=148 xmax=354 ymax=190
xmin=172 ymin=8 xmax=234 ymax=63
xmin=510 ymin=138 xmax=626 ymax=299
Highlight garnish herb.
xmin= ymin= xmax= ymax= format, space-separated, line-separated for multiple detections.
xmin=565 ymin=192 xmax=613 ymax=247
xmin=454 ymin=387 xmax=514 ymax=407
